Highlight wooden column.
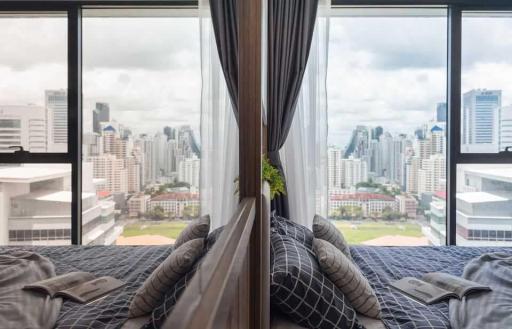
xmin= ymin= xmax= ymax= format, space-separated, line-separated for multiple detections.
xmin=238 ymin=0 xmax=268 ymax=329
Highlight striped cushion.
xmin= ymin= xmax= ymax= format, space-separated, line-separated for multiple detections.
xmin=312 ymin=214 xmax=352 ymax=260
xmin=128 ymin=238 xmax=204 ymax=318
xmin=175 ymin=215 xmax=210 ymax=248
xmin=313 ymin=238 xmax=382 ymax=319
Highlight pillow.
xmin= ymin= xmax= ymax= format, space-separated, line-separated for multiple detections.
xmin=271 ymin=214 xmax=314 ymax=249
xmin=270 ymin=232 xmax=362 ymax=329
xmin=174 ymin=214 xmax=210 ymax=248
xmin=128 ymin=238 xmax=204 ymax=318
xmin=312 ymin=214 xmax=352 ymax=260
xmin=143 ymin=226 xmax=223 ymax=328
xmin=313 ymin=238 xmax=381 ymax=319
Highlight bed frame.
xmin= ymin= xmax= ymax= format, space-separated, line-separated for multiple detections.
xmin=164 ymin=184 xmax=271 ymax=329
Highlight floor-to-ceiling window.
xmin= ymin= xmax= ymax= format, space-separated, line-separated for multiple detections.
xmin=327 ymin=8 xmax=448 ymax=246
xmin=455 ymin=11 xmax=512 ymax=246
xmin=81 ymin=9 xmax=201 ymax=245
xmin=0 ymin=12 xmax=73 ymax=246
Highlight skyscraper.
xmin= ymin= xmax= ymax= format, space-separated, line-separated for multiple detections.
xmin=500 ymin=105 xmax=512 ymax=151
xmin=46 ymin=89 xmax=68 ymax=152
xmin=0 ymin=105 xmax=47 ymax=152
xmin=436 ymin=102 xmax=447 ymax=122
xmin=93 ymin=102 xmax=110 ymax=134
xmin=462 ymin=89 xmax=501 ymax=152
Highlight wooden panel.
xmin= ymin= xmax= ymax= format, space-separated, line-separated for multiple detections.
xmin=238 ymin=0 xmax=267 ymax=328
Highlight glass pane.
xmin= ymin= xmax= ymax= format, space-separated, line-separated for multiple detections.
xmin=456 ymin=164 xmax=512 ymax=246
xmin=461 ymin=12 xmax=512 ymax=153
xmin=0 ymin=13 xmax=68 ymax=153
xmin=82 ymin=10 xmax=200 ymax=245
xmin=327 ymin=8 xmax=447 ymax=246
xmin=0 ymin=164 xmax=71 ymax=245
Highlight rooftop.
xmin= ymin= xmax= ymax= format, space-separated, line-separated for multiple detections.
xmin=464 ymin=166 xmax=512 ymax=183
xmin=151 ymin=192 xmax=199 ymax=201
xmin=12 ymin=190 xmax=96 ymax=203
xmin=456 ymin=191 xmax=508 ymax=204
xmin=330 ymin=193 xmax=395 ymax=202
xmin=0 ymin=165 xmax=70 ymax=183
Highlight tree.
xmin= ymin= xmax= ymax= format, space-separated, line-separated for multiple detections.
xmin=148 ymin=206 xmax=166 ymax=220
xmin=381 ymin=206 xmax=401 ymax=221
xmin=182 ymin=205 xmax=199 ymax=219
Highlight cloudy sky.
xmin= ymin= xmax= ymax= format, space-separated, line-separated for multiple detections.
xmin=0 ymin=11 xmax=511 ymax=148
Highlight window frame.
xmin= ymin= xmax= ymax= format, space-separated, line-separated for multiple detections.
xmin=1 ymin=0 xmax=512 ymax=246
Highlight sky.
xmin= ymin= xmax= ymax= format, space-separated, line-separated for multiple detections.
xmin=0 ymin=11 xmax=512 ymax=148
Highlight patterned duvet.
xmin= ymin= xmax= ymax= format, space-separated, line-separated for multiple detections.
xmin=0 ymin=245 xmax=172 ymax=329
xmin=351 ymin=246 xmax=512 ymax=329
xmin=2 ymin=244 xmax=512 ymax=329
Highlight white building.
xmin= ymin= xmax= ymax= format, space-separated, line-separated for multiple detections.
xmin=340 ymin=157 xmax=368 ymax=188
xmin=0 ymin=105 xmax=47 ymax=152
xmin=178 ymin=155 xmax=200 ymax=188
xmin=462 ymin=89 xmax=501 ymax=153
xmin=328 ymin=146 xmax=343 ymax=189
xmin=499 ymin=105 xmax=512 ymax=151
xmin=395 ymin=195 xmax=418 ymax=219
xmin=456 ymin=165 xmax=512 ymax=246
xmin=418 ymin=154 xmax=445 ymax=195
xmin=148 ymin=192 xmax=199 ymax=218
xmin=0 ymin=164 xmax=119 ymax=246
xmin=46 ymin=89 xmax=68 ymax=152
xmin=329 ymin=193 xmax=397 ymax=217
xmin=128 ymin=193 xmax=150 ymax=218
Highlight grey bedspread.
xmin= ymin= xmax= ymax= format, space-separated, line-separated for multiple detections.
xmin=449 ymin=252 xmax=512 ymax=329
xmin=0 ymin=250 xmax=62 ymax=329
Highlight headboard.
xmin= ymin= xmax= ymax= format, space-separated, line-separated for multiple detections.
xmin=162 ymin=184 xmax=270 ymax=329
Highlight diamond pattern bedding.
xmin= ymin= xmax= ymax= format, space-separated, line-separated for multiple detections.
xmin=351 ymin=246 xmax=512 ymax=329
xmin=0 ymin=245 xmax=172 ymax=329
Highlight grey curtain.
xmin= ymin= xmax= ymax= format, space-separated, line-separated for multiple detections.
xmin=209 ymin=0 xmax=239 ymax=124
xmin=268 ymin=0 xmax=319 ymax=218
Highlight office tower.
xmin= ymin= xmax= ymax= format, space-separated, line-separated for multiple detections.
xmin=126 ymin=156 xmax=141 ymax=193
xmin=164 ymin=126 xmax=175 ymax=140
xmin=178 ymin=155 xmax=200 ymax=188
xmin=165 ymin=139 xmax=177 ymax=175
xmin=371 ymin=126 xmax=383 ymax=141
xmin=436 ymin=102 xmax=447 ymax=122
xmin=328 ymin=146 xmax=343 ymax=188
xmin=0 ymin=105 xmax=47 ymax=152
xmin=462 ymin=89 xmax=501 ymax=152
xmin=93 ymin=102 xmax=110 ymax=134
xmin=46 ymin=89 xmax=67 ymax=152
xmin=405 ymin=157 xmax=420 ymax=194
xmin=500 ymin=105 xmax=512 ymax=151
xmin=344 ymin=125 xmax=369 ymax=158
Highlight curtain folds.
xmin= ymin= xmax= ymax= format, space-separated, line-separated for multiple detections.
xmin=268 ymin=0 xmax=320 ymax=218
xmin=209 ymin=0 xmax=239 ymax=123
xmin=199 ymin=0 xmax=239 ymax=229
xmin=280 ymin=0 xmax=330 ymax=227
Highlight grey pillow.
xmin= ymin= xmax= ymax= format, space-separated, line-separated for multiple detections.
xmin=312 ymin=214 xmax=352 ymax=260
xmin=313 ymin=238 xmax=382 ymax=319
xmin=175 ymin=215 xmax=210 ymax=248
xmin=128 ymin=238 xmax=204 ymax=318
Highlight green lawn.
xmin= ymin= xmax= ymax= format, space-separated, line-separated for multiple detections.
xmin=333 ymin=221 xmax=423 ymax=244
xmin=122 ymin=221 xmax=188 ymax=239
xmin=121 ymin=219 xmax=424 ymax=245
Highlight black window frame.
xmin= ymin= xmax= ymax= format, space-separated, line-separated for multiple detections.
xmin=1 ymin=0 xmax=511 ymax=246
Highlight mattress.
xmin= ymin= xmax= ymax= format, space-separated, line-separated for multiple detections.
xmin=351 ymin=246 xmax=512 ymax=329
xmin=0 ymin=245 xmax=173 ymax=329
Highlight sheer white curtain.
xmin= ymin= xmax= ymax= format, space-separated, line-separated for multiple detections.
xmin=199 ymin=0 xmax=239 ymax=229
xmin=280 ymin=0 xmax=330 ymax=228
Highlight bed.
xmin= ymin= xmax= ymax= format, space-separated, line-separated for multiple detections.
xmin=272 ymin=245 xmax=512 ymax=329
xmin=0 ymin=245 xmax=173 ymax=329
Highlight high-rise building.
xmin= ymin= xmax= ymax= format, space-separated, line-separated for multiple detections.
xmin=340 ymin=157 xmax=368 ymax=188
xmin=436 ymin=102 xmax=447 ymax=122
xmin=499 ymin=105 xmax=512 ymax=151
xmin=418 ymin=154 xmax=445 ymax=194
xmin=328 ymin=146 xmax=343 ymax=188
xmin=0 ymin=105 xmax=47 ymax=152
xmin=462 ymin=89 xmax=501 ymax=153
xmin=46 ymin=89 xmax=67 ymax=152
xmin=93 ymin=102 xmax=110 ymax=134
xmin=178 ymin=155 xmax=200 ymax=188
